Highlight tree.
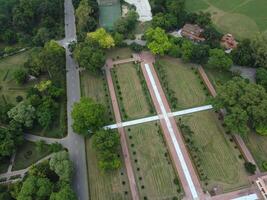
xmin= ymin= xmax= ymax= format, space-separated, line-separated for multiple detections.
xmin=114 ymin=10 xmax=138 ymax=35
xmin=8 ymin=101 xmax=36 ymax=128
xmin=17 ymin=175 xmax=53 ymax=200
xmin=93 ymin=129 xmax=121 ymax=171
xmin=251 ymin=35 xmax=267 ymax=68
xmin=207 ymin=49 xmax=233 ymax=71
xmin=203 ymin=25 xmax=222 ymax=48
xmin=181 ymin=40 xmax=194 ymax=62
xmin=191 ymin=44 xmax=210 ymax=64
xmin=87 ymin=28 xmax=115 ymax=49
xmin=71 ymin=98 xmax=107 ymax=135
xmin=0 ymin=128 xmax=15 ymax=157
xmin=50 ymin=184 xmax=77 ymax=200
xmin=152 ymin=13 xmax=177 ymax=31
xmin=0 ymin=104 xmax=13 ymax=124
xmin=145 ymin=27 xmax=171 ymax=55
xmin=256 ymin=67 xmax=267 ymax=90
xmin=49 ymin=151 xmax=73 ymax=182
xmin=74 ymin=40 xmax=106 ymax=73
xmin=13 ymin=69 xmax=28 ymax=85
xmin=244 ymin=162 xmax=256 ymax=174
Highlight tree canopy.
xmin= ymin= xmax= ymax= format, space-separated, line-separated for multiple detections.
xmin=71 ymin=98 xmax=107 ymax=136
xmin=207 ymin=48 xmax=233 ymax=71
xmin=87 ymin=28 xmax=115 ymax=49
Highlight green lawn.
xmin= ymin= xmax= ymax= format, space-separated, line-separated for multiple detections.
xmin=185 ymin=0 xmax=267 ymax=39
xmin=112 ymin=63 xmax=153 ymax=120
xmin=126 ymin=123 xmax=183 ymax=200
xmin=157 ymin=57 xmax=208 ymax=110
xmin=204 ymin=68 xmax=233 ymax=90
xmin=80 ymin=70 xmax=114 ymax=123
xmin=12 ymin=141 xmax=51 ymax=171
xmin=178 ymin=110 xmax=249 ymax=193
xmin=244 ymin=133 xmax=267 ymax=172
xmin=106 ymin=48 xmax=133 ymax=60
xmin=86 ymin=138 xmax=131 ymax=200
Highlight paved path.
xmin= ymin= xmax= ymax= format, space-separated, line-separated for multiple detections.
xmin=140 ymin=52 xmax=205 ymax=200
xmin=105 ymin=105 xmax=213 ymax=129
xmin=105 ymin=63 xmax=139 ymax=200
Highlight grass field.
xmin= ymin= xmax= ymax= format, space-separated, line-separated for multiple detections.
xmin=99 ymin=2 xmax=121 ymax=30
xmin=157 ymin=57 xmax=208 ymax=110
xmin=106 ymin=48 xmax=133 ymax=60
xmin=178 ymin=110 xmax=249 ymax=193
xmin=80 ymin=70 xmax=114 ymax=123
xmin=244 ymin=133 xmax=267 ymax=172
xmin=185 ymin=0 xmax=267 ymax=39
xmin=126 ymin=123 xmax=183 ymax=199
xmin=112 ymin=63 xmax=153 ymax=120
xmin=86 ymin=138 xmax=131 ymax=200
xmin=12 ymin=141 xmax=51 ymax=171
xmin=204 ymin=68 xmax=233 ymax=90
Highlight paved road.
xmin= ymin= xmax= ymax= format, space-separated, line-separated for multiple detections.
xmin=61 ymin=0 xmax=89 ymax=200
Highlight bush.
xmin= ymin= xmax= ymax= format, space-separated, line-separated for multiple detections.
xmin=13 ymin=69 xmax=28 ymax=85
xmin=244 ymin=162 xmax=256 ymax=174
xmin=16 ymin=96 xmax=23 ymax=103
xmin=129 ymin=42 xmax=143 ymax=52
xmin=262 ymin=161 xmax=267 ymax=171
xmin=173 ymin=177 xmax=179 ymax=185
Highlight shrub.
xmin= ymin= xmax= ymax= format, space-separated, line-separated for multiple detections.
xmin=173 ymin=177 xmax=179 ymax=185
xmin=129 ymin=42 xmax=143 ymax=52
xmin=13 ymin=69 xmax=28 ymax=85
xmin=262 ymin=161 xmax=267 ymax=171
xmin=16 ymin=96 xmax=23 ymax=103
xmin=244 ymin=162 xmax=256 ymax=174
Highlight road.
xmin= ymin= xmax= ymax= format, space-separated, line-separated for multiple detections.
xmin=61 ymin=0 xmax=89 ymax=200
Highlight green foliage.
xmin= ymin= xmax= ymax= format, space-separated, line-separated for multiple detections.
xmin=0 ymin=104 xmax=13 ymax=124
xmin=207 ymin=48 xmax=233 ymax=71
xmin=231 ymin=39 xmax=254 ymax=67
xmin=152 ymin=13 xmax=177 ymax=31
xmin=50 ymin=184 xmax=77 ymax=200
xmin=87 ymin=28 xmax=115 ymax=49
xmin=13 ymin=69 xmax=28 ymax=85
xmin=263 ymin=161 xmax=267 ymax=171
xmin=71 ymin=98 xmax=107 ymax=135
xmin=74 ymin=40 xmax=106 ymax=73
xmin=256 ymin=67 xmax=267 ymax=90
xmin=214 ymin=77 xmax=267 ymax=135
xmin=7 ymin=101 xmax=36 ymax=128
xmin=181 ymin=40 xmax=194 ymax=62
xmin=145 ymin=27 xmax=171 ymax=55
xmin=93 ymin=129 xmax=121 ymax=171
xmin=49 ymin=151 xmax=73 ymax=182
xmin=114 ymin=10 xmax=138 ymax=36
xmin=244 ymin=162 xmax=256 ymax=174
xmin=129 ymin=43 xmax=144 ymax=52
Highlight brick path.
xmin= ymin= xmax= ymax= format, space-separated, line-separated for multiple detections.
xmin=105 ymin=63 xmax=139 ymax=200
xmin=139 ymin=52 xmax=206 ymax=200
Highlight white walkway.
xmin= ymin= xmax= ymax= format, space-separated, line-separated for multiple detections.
xmin=232 ymin=193 xmax=258 ymax=200
xmin=124 ymin=0 xmax=152 ymax=21
xmin=144 ymin=63 xmax=199 ymax=199
xmin=104 ymin=105 xmax=213 ymax=129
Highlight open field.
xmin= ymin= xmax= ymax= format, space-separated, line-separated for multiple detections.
xmin=244 ymin=133 xmax=267 ymax=172
xmin=106 ymin=48 xmax=133 ymax=61
xmin=80 ymin=70 xmax=114 ymax=123
xmin=85 ymin=138 xmax=130 ymax=200
xmin=178 ymin=110 xmax=249 ymax=193
xmin=185 ymin=0 xmax=267 ymax=39
xmin=12 ymin=141 xmax=51 ymax=171
xmin=156 ymin=57 xmax=208 ymax=110
xmin=126 ymin=123 xmax=183 ymax=200
xmin=204 ymin=68 xmax=233 ymax=90
xmin=112 ymin=63 xmax=153 ymax=120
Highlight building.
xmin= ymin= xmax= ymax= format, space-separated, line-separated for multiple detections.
xmin=221 ymin=33 xmax=238 ymax=50
xmin=180 ymin=24 xmax=205 ymax=42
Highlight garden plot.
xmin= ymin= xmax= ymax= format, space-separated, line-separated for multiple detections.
xmin=178 ymin=110 xmax=249 ymax=193
xmin=126 ymin=122 xmax=183 ymax=200
xmin=155 ymin=57 xmax=208 ymax=110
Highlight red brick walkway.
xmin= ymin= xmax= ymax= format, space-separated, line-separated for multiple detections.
xmin=139 ymin=52 xmax=206 ymax=200
xmin=105 ymin=63 xmax=139 ymax=200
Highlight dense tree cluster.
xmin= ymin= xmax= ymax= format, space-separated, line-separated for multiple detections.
xmin=213 ymin=77 xmax=267 ymax=136
xmin=75 ymin=0 xmax=98 ymax=40
xmin=93 ymin=129 xmax=121 ymax=171
xmin=6 ymin=151 xmax=77 ymax=200
xmin=71 ymin=98 xmax=107 ymax=136
xmin=0 ymin=0 xmax=64 ymax=46
xmin=256 ymin=68 xmax=267 ymax=90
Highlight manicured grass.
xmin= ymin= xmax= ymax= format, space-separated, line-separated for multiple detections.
xmin=12 ymin=141 xmax=51 ymax=171
xmin=185 ymin=0 xmax=267 ymax=39
xmin=244 ymin=133 xmax=267 ymax=172
xmin=85 ymin=138 xmax=131 ymax=200
xmin=204 ymin=68 xmax=233 ymax=90
xmin=106 ymin=48 xmax=133 ymax=60
xmin=178 ymin=110 xmax=249 ymax=193
xmin=112 ymin=63 xmax=153 ymax=120
xmin=156 ymin=57 xmax=208 ymax=110
xmin=80 ymin=70 xmax=114 ymax=123
xmin=126 ymin=123 xmax=183 ymax=200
